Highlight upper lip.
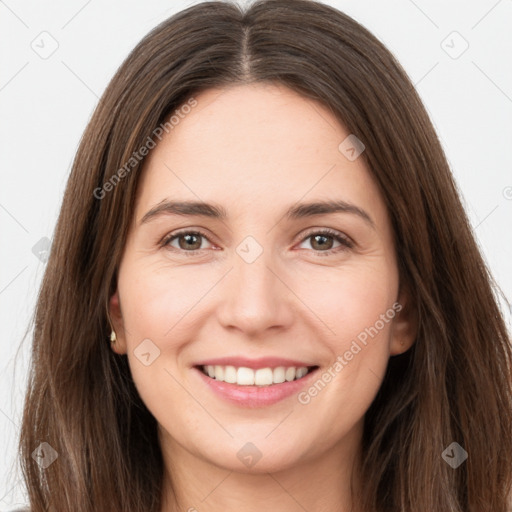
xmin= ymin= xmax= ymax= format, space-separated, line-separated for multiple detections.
xmin=194 ymin=356 xmax=317 ymax=370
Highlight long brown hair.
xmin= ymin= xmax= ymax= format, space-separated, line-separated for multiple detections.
xmin=19 ymin=1 xmax=512 ymax=510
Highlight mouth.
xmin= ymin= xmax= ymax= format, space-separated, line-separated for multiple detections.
xmin=192 ymin=360 xmax=320 ymax=408
xmin=196 ymin=364 xmax=319 ymax=386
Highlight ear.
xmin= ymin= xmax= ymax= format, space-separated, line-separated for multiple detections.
xmin=389 ymin=284 xmax=417 ymax=356
xmin=108 ymin=289 xmax=127 ymax=355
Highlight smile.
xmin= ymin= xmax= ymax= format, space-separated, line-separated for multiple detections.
xmin=193 ymin=358 xmax=320 ymax=408
xmin=199 ymin=364 xmax=316 ymax=386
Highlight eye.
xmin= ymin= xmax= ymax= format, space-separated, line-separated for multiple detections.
xmin=297 ymin=229 xmax=354 ymax=255
xmin=161 ymin=230 xmax=213 ymax=252
xmin=160 ymin=228 xmax=353 ymax=256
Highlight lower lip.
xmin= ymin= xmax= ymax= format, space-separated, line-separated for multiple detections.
xmin=194 ymin=367 xmax=319 ymax=408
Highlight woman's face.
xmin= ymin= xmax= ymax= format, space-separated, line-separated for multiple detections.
xmin=110 ymin=83 xmax=415 ymax=474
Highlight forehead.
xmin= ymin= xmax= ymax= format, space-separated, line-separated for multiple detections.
xmin=149 ymin=83 xmax=347 ymax=172
xmin=135 ymin=83 xmax=387 ymax=227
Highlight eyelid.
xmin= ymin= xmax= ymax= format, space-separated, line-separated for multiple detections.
xmin=160 ymin=227 xmax=354 ymax=254
xmin=298 ymin=227 xmax=354 ymax=247
xmin=160 ymin=228 xmax=216 ymax=250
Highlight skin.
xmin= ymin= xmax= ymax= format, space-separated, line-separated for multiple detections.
xmin=109 ymin=83 xmax=416 ymax=512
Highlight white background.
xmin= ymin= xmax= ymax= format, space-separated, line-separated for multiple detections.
xmin=1 ymin=0 xmax=511 ymax=508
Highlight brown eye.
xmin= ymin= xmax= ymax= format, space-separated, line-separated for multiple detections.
xmin=310 ymin=233 xmax=335 ymax=251
xmin=161 ymin=228 xmax=353 ymax=256
xmin=298 ymin=229 xmax=353 ymax=255
xmin=177 ymin=233 xmax=203 ymax=250
xmin=163 ymin=231 xmax=211 ymax=251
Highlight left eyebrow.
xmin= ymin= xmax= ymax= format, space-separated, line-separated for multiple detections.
xmin=139 ymin=199 xmax=375 ymax=230
xmin=285 ymin=200 xmax=375 ymax=230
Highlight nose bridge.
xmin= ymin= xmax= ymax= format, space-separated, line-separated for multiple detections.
xmin=217 ymin=233 xmax=292 ymax=334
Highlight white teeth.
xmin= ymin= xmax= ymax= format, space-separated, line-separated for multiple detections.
xmin=214 ymin=365 xmax=224 ymax=380
xmin=296 ymin=367 xmax=308 ymax=379
xmin=224 ymin=365 xmax=237 ymax=383
xmin=237 ymin=367 xmax=255 ymax=385
xmin=255 ymin=368 xmax=273 ymax=386
xmin=201 ymin=364 xmax=312 ymax=386
xmin=285 ymin=367 xmax=296 ymax=382
xmin=273 ymin=366 xmax=286 ymax=383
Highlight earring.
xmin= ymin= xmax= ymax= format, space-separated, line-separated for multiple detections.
xmin=110 ymin=330 xmax=117 ymax=344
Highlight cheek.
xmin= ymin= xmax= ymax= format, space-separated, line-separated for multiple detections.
xmin=295 ymin=264 xmax=399 ymax=413
xmin=115 ymin=263 xmax=190 ymax=399
xmin=291 ymin=258 xmax=399 ymax=418
xmin=293 ymin=257 xmax=398 ymax=349
xmin=117 ymin=263 xmax=196 ymax=424
xmin=118 ymin=261 xmax=203 ymax=341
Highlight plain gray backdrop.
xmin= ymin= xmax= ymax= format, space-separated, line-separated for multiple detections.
xmin=1 ymin=0 xmax=511 ymax=508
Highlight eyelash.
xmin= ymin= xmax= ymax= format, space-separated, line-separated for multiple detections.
xmin=160 ymin=228 xmax=354 ymax=256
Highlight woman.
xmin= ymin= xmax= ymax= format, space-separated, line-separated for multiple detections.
xmin=18 ymin=0 xmax=512 ymax=511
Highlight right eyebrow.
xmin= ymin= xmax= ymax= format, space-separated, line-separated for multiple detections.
xmin=140 ymin=200 xmax=228 ymax=225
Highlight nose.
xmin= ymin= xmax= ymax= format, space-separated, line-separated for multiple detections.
xmin=216 ymin=240 xmax=294 ymax=338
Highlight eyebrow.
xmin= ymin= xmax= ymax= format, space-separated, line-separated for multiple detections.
xmin=140 ymin=199 xmax=375 ymax=229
